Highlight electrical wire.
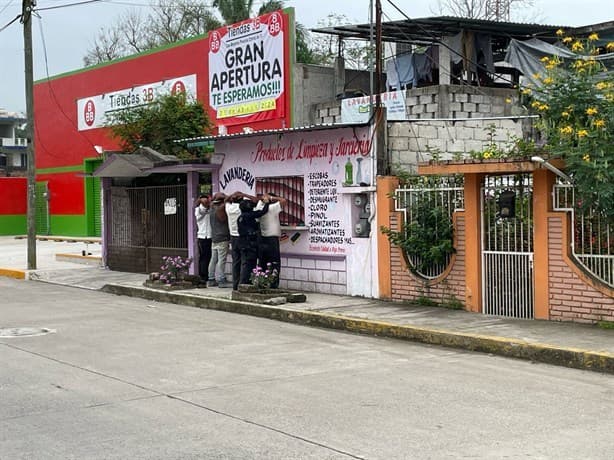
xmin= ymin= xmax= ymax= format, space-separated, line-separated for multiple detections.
xmin=0 ymin=12 xmax=19 ymax=32
xmin=0 ymin=0 xmax=15 ymax=17
xmin=35 ymin=0 xmax=105 ymax=11
xmin=383 ymin=0 xmax=527 ymax=91
xmin=379 ymin=9 xmax=511 ymax=104
xmin=35 ymin=12 xmax=100 ymax=158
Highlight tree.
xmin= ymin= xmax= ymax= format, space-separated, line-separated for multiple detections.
xmin=106 ymin=93 xmax=212 ymax=159
xmin=527 ymin=32 xmax=614 ymax=218
xmin=310 ymin=14 xmax=371 ymax=70
xmin=84 ymin=0 xmax=315 ymax=66
xmin=435 ymin=0 xmax=535 ymax=21
xmin=213 ymin=0 xmax=315 ymax=63
xmin=83 ymin=1 xmax=222 ymax=66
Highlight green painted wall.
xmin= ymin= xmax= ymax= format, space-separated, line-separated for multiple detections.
xmin=49 ymin=215 xmax=88 ymax=237
xmin=0 ymin=215 xmax=26 ymax=235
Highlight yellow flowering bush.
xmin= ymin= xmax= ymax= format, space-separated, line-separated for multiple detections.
xmin=528 ymin=32 xmax=614 ymax=217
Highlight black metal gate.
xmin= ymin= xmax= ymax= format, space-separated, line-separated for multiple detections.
xmin=107 ymin=184 xmax=188 ymax=273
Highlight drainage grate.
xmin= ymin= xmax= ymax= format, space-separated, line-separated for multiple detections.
xmin=0 ymin=327 xmax=55 ymax=338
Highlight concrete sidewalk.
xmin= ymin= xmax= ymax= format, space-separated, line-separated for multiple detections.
xmin=1 ymin=235 xmax=613 ymax=374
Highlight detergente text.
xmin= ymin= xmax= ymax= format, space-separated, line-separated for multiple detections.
xmin=306 ymin=171 xmax=352 ymax=252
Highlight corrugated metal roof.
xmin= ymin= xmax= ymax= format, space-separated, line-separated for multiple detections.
xmin=312 ymin=15 xmax=569 ymax=47
xmin=176 ymin=122 xmax=369 ymax=146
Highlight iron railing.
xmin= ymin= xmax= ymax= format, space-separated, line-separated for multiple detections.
xmin=482 ymin=175 xmax=534 ymax=319
xmin=553 ymin=183 xmax=613 ymax=288
xmin=394 ymin=177 xmax=464 ymax=279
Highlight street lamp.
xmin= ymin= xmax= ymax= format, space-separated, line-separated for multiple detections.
xmin=531 ymin=156 xmax=573 ymax=183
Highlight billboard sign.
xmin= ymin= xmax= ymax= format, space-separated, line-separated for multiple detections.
xmin=208 ymin=11 xmax=286 ymax=127
xmin=76 ymin=74 xmax=197 ymax=131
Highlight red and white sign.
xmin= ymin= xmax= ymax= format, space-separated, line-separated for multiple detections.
xmin=76 ymin=74 xmax=197 ymax=131
xmin=208 ymin=11 xmax=286 ymax=127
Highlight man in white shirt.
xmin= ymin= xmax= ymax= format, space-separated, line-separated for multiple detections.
xmin=194 ymin=193 xmax=212 ymax=284
xmin=256 ymin=192 xmax=286 ymax=289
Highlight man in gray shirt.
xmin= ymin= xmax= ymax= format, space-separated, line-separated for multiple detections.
xmin=208 ymin=193 xmax=231 ymax=288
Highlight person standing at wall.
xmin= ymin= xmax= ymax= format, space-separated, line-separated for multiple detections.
xmin=225 ymin=191 xmax=258 ymax=290
xmin=256 ymin=192 xmax=287 ymax=288
xmin=237 ymin=196 xmax=270 ymax=286
xmin=208 ymin=192 xmax=231 ymax=288
xmin=194 ymin=193 xmax=212 ymax=284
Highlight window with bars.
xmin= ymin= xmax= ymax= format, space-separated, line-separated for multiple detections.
xmin=255 ymin=176 xmax=305 ymax=227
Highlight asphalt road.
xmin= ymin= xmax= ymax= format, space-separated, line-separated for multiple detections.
xmin=1 ymin=278 xmax=613 ymax=460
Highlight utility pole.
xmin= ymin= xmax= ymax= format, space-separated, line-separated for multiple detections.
xmin=22 ymin=0 xmax=36 ymax=269
xmin=375 ymin=0 xmax=382 ymax=107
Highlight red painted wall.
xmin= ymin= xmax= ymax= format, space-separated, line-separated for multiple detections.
xmin=0 ymin=177 xmax=27 ymax=214
xmin=36 ymin=172 xmax=85 ymax=214
xmin=33 ymin=11 xmax=293 ymax=218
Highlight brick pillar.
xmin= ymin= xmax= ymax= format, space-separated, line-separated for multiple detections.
xmin=533 ymin=169 xmax=555 ymax=319
xmin=464 ymin=173 xmax=483 ymax=312
xmin=376 ymin=176 xmax=399 ymax=299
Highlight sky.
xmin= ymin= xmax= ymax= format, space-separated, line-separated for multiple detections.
xmin=0 ymin=0 xmax=611 ymax=113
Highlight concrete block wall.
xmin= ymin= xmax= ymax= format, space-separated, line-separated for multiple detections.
xmin=314 ymin=85 xmax=519 ymax=125
xmin=548 ymin=215 xmax=614 ymax=323
xmin=294 ymin=64 xmax=337 ymax=127
xmin=388 ymin=118 xmax=524 ymax=171
xmin=389 ymin=213 xmax=466 ymax=305
xmin=279 ymin=255 xmax=347 ymax=295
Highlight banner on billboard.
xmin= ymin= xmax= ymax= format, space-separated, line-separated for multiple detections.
xmin=208 ymin=11 xmax=286 ymax=127
xmin=340 ymin=90 xmax=407 ymax=123
xmin=76 ymin=74 xmax=197 ymax=131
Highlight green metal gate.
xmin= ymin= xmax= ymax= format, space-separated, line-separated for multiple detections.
xmin=35 ymin=182 xmax=49 ymax=235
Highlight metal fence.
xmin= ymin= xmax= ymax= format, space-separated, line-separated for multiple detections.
xmin=482 ymin=175 xmax=534 ymax=319
xmin=108 ymin=184 xmax=187 ymax=273
xmin=394 ymin=177 xmax=464 ymax=279
xmin=554 ymin=183 xmax=613 ymax=288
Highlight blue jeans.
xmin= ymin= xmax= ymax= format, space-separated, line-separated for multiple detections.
xmin=208 ymin=240 xmax=229 ymax=282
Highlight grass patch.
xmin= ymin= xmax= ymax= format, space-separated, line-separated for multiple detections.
xmin=597 ymin=321 xmax=614 ymax=330
xmin=416 ymin=296 xmax=439 ymax=307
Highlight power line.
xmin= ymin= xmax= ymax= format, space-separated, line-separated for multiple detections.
xmin=35 ymin=0 xmax=104 ymax=11
xmin=384 ymin=0 xmax=527 ymax=91
xmin=34 ymin=12 xmax=100 ymax=157
xmin=0 ymin=13 xmax=20 ymax=32
xmin=0 ymin=0 xmax=15 ymax=16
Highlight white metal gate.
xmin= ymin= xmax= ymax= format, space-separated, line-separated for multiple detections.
xmin=481 ymin=175 xmax=534 ymax=319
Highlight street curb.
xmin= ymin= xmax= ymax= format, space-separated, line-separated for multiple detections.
xmin=0 ymin=268 xmax=26 ymax=279
xmin=101 ymin=284 xmax=614 ymax=375
xmin=55 ymin=253 xmax=103 ymax=266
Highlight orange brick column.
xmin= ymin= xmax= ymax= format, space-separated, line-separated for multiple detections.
xmin=376 ymin=176 xmax=399 ymax=299
xmin=464 ymin=173 xmax=484 ymax=312
xmin=532 ymin=169 xmax=555 ymax=319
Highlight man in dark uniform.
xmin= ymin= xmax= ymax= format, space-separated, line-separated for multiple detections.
xmin=237 ymin=196 xmax=270 ymax=286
